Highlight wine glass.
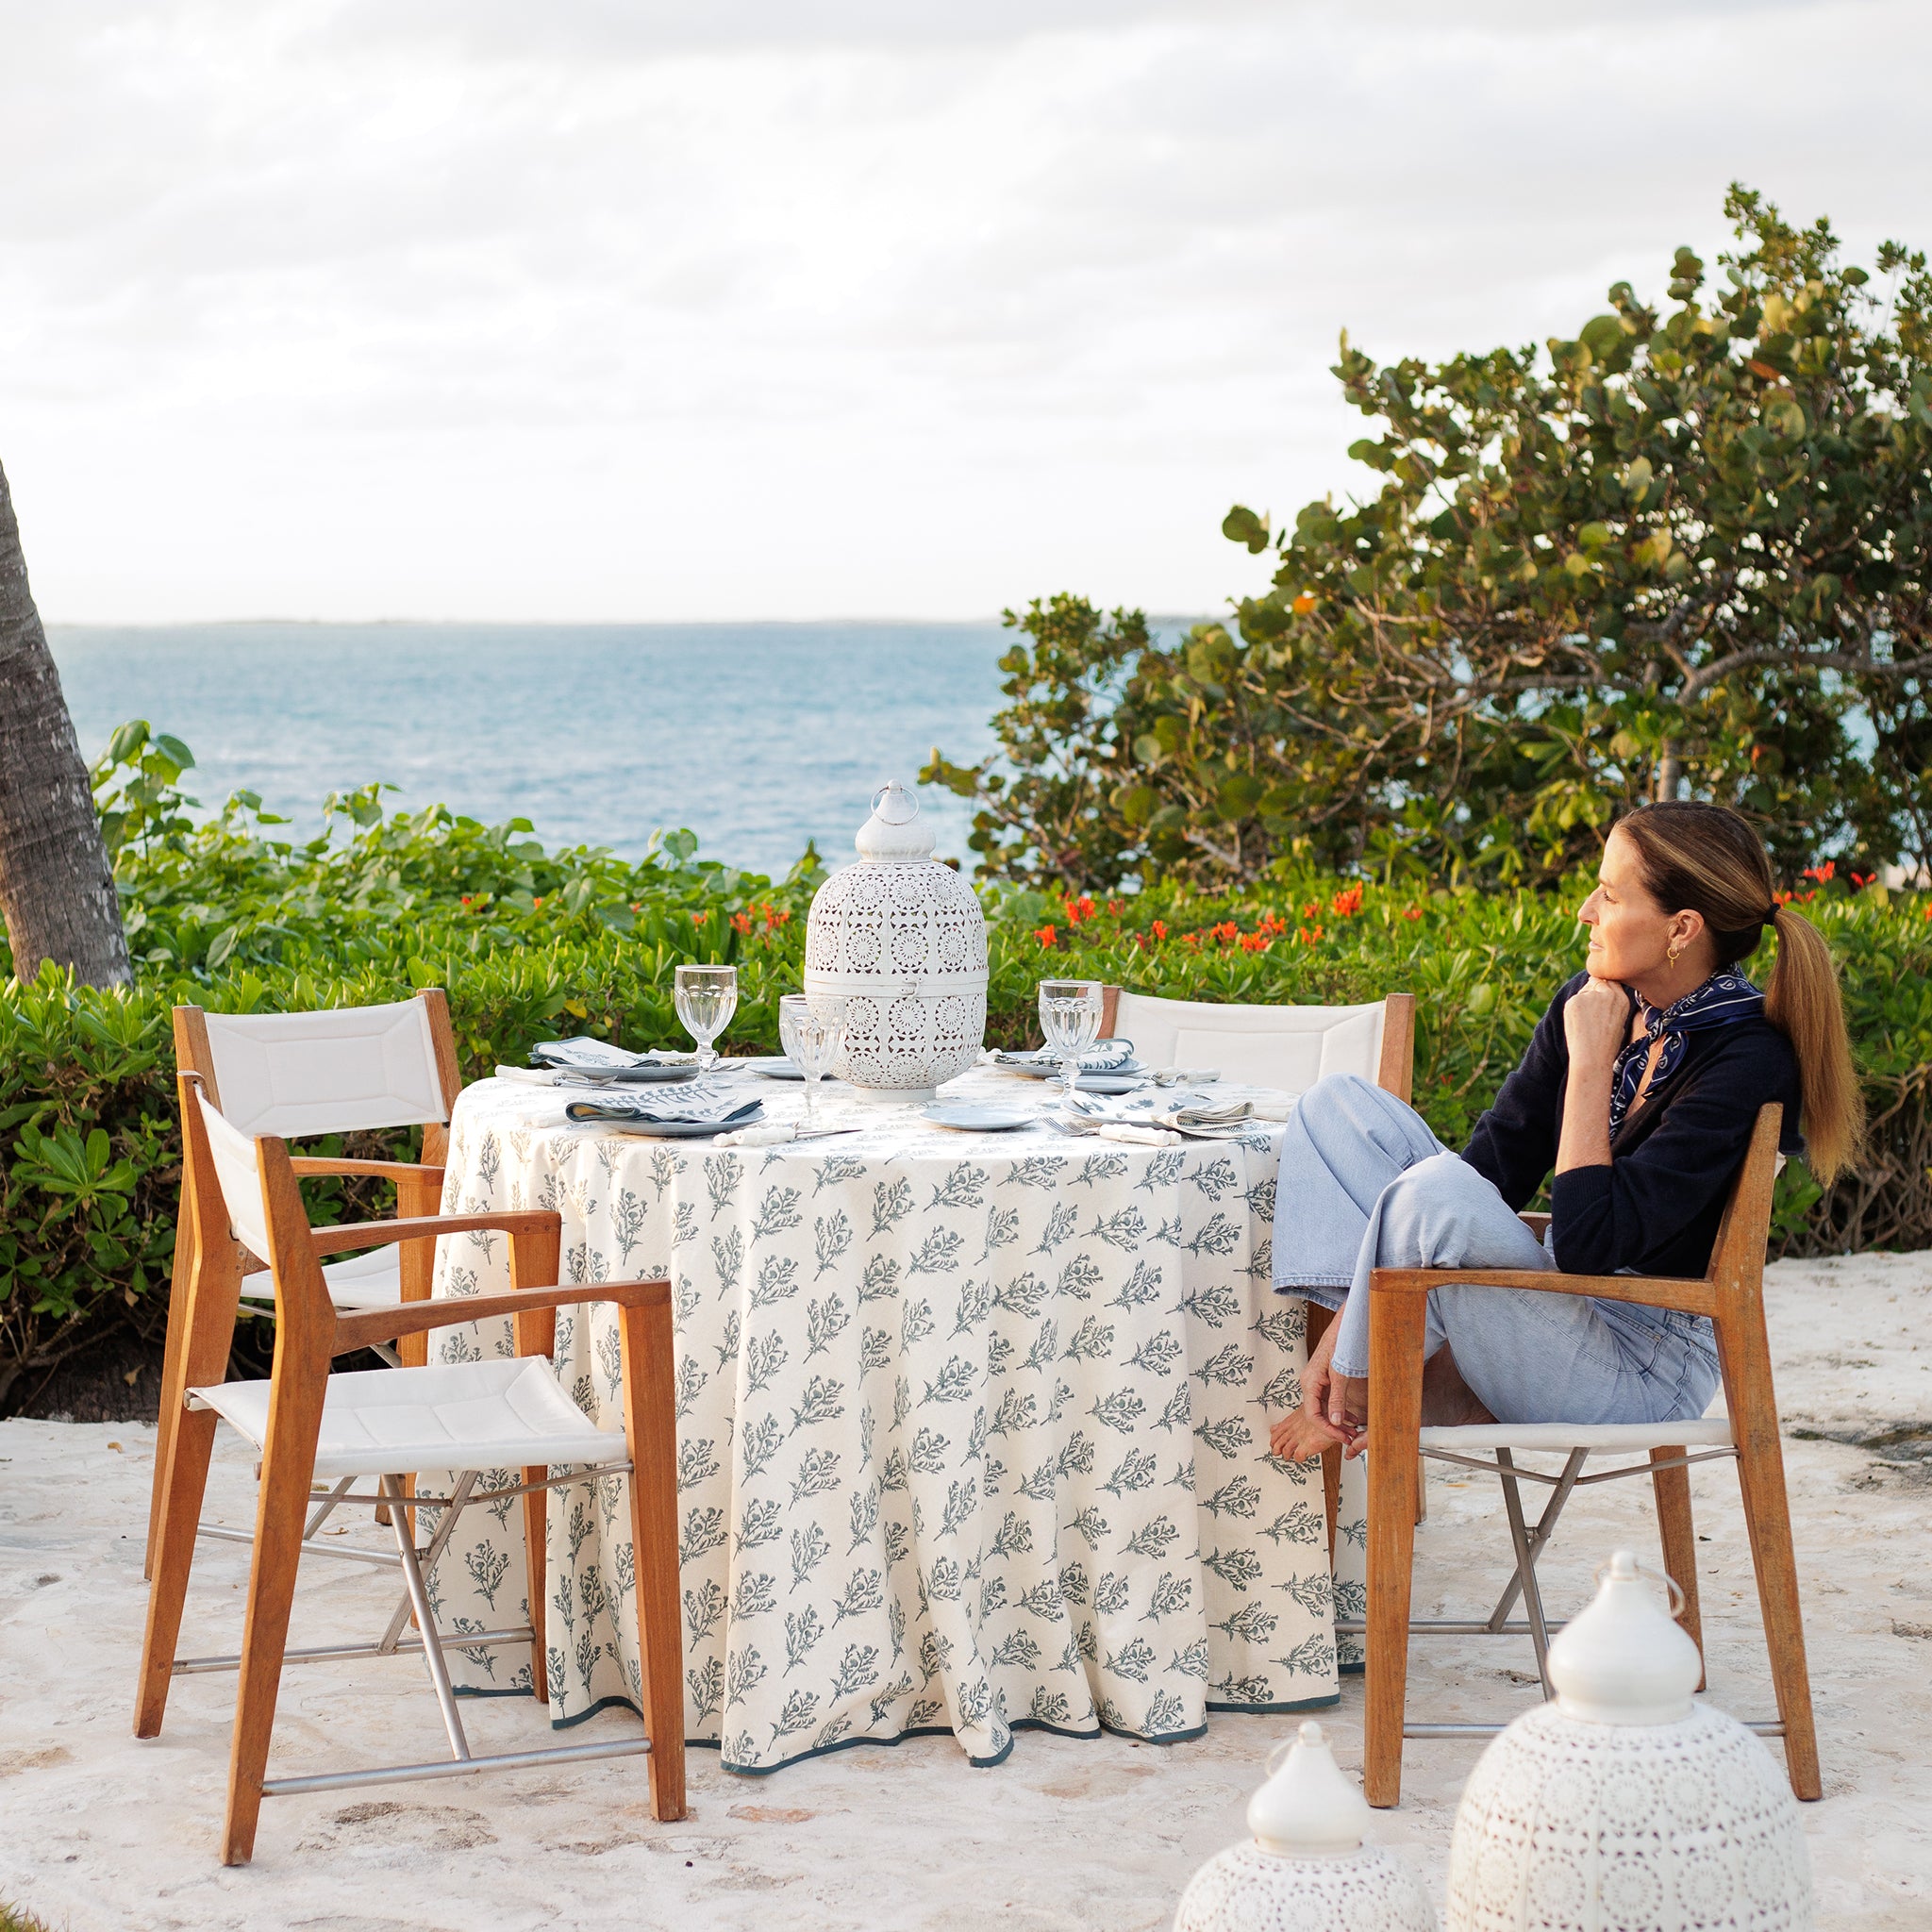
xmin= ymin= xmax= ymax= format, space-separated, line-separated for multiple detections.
xmin=675 ymin=964 xmax=738 ymax=1073
xmin=1038 ymin=979 xmax=1105 ymax=1098
xmin=780 ymin=993 xmax=846 ymax=1127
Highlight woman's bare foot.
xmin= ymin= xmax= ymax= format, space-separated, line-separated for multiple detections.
xmin=1270 ymin=1404 xmax=1344 ymax=1463
xmin=1421 ymin=1344 xmax=1495 ymax=1428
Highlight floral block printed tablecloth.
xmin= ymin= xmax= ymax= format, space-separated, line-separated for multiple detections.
xmin=420 ymin=1067 xmax=1368 ymax=1773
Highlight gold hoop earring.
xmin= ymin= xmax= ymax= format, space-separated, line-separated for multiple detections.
xmin=1667 ymin=939 xmax=1684 ymax=968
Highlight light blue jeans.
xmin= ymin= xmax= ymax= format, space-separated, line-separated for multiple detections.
xmin=1271 ymin=1074 xmax=1721 ymax=1426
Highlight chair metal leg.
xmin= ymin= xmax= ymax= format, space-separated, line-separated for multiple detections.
xmin=1485 ymin=1448 xmax=1586 ymax=1631
xmin=1496 ymin=1451 xmax=1555 ymax=1698
xmin=377 ymin=1473 xmax=477 ymax=1655
xmin=379 ymin=1475 xmax=471 ymax=1761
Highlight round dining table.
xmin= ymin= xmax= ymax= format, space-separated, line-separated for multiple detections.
xmin=419 ymin=1059 xmax=1367 ymax=1774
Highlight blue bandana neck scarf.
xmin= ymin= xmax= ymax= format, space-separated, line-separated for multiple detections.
xmin=1607 ymin=969 xmax=1765 ymax=1139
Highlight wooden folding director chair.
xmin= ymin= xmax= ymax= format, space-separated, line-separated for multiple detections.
xmin=147 ymin=991 xmax=463 ymax=1579
xmin=137 ymin=1074 xmax=686 ymax=1865
xmin=1357 ymin=1101 xmax=1820 ymax=1807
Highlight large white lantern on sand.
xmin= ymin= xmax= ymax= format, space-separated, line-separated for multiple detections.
xmin=1446 ymin=1550 xmax=1812 ymax=1932
xmin=1174 ymin=1721 xmax=1437 ymax=1932
xmin=803 ymin=781 xmax=988 ymax=1099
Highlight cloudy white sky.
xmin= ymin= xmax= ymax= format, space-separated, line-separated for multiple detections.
xmin=4 ymin=0 xmax=1929 ymax=624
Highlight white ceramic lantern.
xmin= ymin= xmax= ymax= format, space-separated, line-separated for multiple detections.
xmin=1174 ymin=1721 xmax=1438 ymax=1932
xmin=1446 ymin=1550 xmax=1812 ymax=1932
xmin=803 ymin=780 xmax=988 ymax=1098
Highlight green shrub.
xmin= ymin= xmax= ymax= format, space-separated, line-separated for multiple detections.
xmin=2 ymin=729 xmax=1928 ymax=1410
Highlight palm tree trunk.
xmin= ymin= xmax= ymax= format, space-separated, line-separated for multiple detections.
xmin=0 ymin=460 xmax=130 ymax=987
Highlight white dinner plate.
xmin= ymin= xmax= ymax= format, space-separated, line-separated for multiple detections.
xmin=553 ymin=1063 xmax=700 ymax=1085
xmin=1008 ymin=1069 xmax=1148 ymax=1094
xmin=738 ymin=1056 xmax=807 ymax=1080
xmin=921 ymin=1104 xmax=1037 ymax=1133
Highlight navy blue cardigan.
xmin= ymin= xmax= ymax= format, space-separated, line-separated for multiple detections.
xmin=1459 ymin=971 xmax=1805 ymax=1280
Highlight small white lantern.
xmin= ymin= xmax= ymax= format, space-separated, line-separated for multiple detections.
xmin=1446 ymin=1550 xmax=1813 ymax=1931
xmin=803 ymin=781 xmax=988 ymax=1099
xmin=1174 ymin=1721 xmax=1438 ymax=1932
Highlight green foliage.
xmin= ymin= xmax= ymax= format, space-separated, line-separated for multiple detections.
xmin=4 ymin=725 xmax=1929 ymax=1410
xmin=930 ymin=188 xmax=1932 ymax=888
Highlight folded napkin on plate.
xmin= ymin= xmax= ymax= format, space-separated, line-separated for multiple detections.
xmin=562 ymin=1092 xmax=763 ymax=1127
xmin=532 ymin=1036 xmax=696 ymax=1072
xmin=1057 ymin=1089 xmax=1291 ymax=1140
xmin=986 ymin=1037 xmax=1138 ymax=1073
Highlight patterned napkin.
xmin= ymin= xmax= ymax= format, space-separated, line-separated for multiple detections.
xmin=1056 ymin=1090 xmax=1290 ymax=1141
xmin=562 ymin=1091 xmax=764 ymax=1127
xmin=988 ymin=1038 xmax=1138 ymax=1072
xmin=532 ymin=1036 xmax=696 ymax=1073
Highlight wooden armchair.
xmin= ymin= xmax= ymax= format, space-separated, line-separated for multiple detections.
xmin=1359 ymin=1102 xmax=1820 ymax=1807
xmin=139 ymin=1074 xmax=684 ymax=1864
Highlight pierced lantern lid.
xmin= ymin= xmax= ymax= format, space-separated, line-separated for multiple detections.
xmin=1546 ymin=1547 xmax=1703 ymax=1726
xmin=1246 ymin=1722 xmax=1374 ymax=1859
xmin=854 ymin=780 xmax=936 ymax=864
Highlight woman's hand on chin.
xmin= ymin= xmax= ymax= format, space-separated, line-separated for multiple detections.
xmin=1562 ymin=974 xmax=1632 ymax=1070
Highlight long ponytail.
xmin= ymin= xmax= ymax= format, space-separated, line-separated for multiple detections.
xmin=1762 ymin=902 xmax=1865 ymax=1184
xmin=1617 ymin=801 xmax=1866 ymax=1185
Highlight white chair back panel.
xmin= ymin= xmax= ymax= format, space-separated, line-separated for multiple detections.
xmin=202 ymin=1000 xmax=446 ymax=1137
xmin=1112 ymin=993 xmax=1385 ymax=1091
xmin=196 ymin=1091 xmax=274 ymax=1261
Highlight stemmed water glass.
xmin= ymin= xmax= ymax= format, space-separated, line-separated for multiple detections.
xmin=1038 ymin=979 xmax=1105 ymax=1099
xmin=779 ymin=994 xmax=847 ymax=1128
xmin=675 ymin=964 xmax=738 ymax=1073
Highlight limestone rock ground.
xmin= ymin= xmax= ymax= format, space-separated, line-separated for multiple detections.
xmin=1 ymin=1253 xmax=1926 ymax=1931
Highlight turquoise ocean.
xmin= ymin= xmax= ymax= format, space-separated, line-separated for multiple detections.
xmin=47 ymin=622 xmax=1020 ymax=877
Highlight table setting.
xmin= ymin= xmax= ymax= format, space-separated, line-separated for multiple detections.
xmin=414 ymin=784 xmax=1365 ymax=1774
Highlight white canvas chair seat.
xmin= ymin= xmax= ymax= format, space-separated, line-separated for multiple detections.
xmin=240 ymin=1245 xmax=403 ymax=1311
xmin=1419 ymin=1418 xmax=1735 ymax=1455
xmin=1109 ymin=991 xmax=1390 ymax=1091
xmin=188 ymin=1358 xmax=628 ymax=1481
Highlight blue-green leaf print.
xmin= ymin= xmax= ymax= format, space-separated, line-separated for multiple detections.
xmin=1132 ymin=1150 xmax=1189 ymax=1192
xmin=744 ymin=1333 xmax=789 ymax=1397
xmin=741 ymin=1414 xmax=785 ymax=1481
xmin=1189 ymin=1157 xmax=1239 ymax=1200
xmin=734 ymin=1497 xmax=783 ymax=1553
xmin=991 ymin=1630 xmax=1042 ymax=1670
xmin=979 ymin=1207 xmax=1023 ymax=1261
xmin=1000 ymin=1156 xmax=1066 ymax=1191
xmin=1104 ymin=1636 xmax=1157 ymax=1683
xmin=690 ymin=1656 xmax=724 ymax=1724
xmin=684 ymin=1580 xmax=726 ymax=1643
xmin=908 ymin=1227 xmax=965 ymax=1276
xmin=1193 ymin=1342 xmax=1253 ymax=1388
xmin=751 ymin=1185 xmax=804 ymax=1244
xmin=790 ymin=1447 xmax=841 ymax=1503
xmin=927 ymin=1162 xmax=989 ymax=1209
xmin=710 ymin=1225 xmax=744 ymax=1294
xmin=859 ymin=1254 xmax=902 ymax=1303
xmin=871 ymin=1176 xmax=914 ymax=1238
xmin=1031 ymin=1203 xmax=1079 ymax=1255
xmin=790 ymin=1374 xmax=845 ymax=1431
xmin=783 ymin=1607 xmax=824 ymax=1674
xmin=1184 ymin=1213 xmax=1241 ymax=1257
xmin=1121 ymin=1515 xmax=1181 ymax=1561
xmin=1066 ymin=1507 xmax=1108 ymax=1549
xmin=1203 ymin=1546 xmax=1264 ymax=1589
xmin=922 ymin=1356 xmax=977 ymax=1404
xmin=814 ymin=1210 xmax=854 ymax=1278
xmin=1090 ymin=1389 xmax=1148 ymax=1434
xmin=725 ymin=1645 xmax=768 ymax=1709
xmin=790 ymin=1524 xmax=830 ymax=1591
xmin=677 ymin=1436 xmax=721 ymax=1490
xmin=806 ymin=1293 xmax=850 ymax=1357
xmin=1213 ymin=1602 xmax=1278 ymax=1644
xmin=1128 ymin=1329 xmax=1184 ymax=1376
xmin=1061 ymin=1315 xmax=1114 ymax=1362
xmin=1073 ymin=1152 xmax=1131 ymax=1188
xmin=1249 ymin=1304 xmax=1305 ymax=1352
xmin=732 ymin=1572 xmax=778 ymax=1618
xmin=1142 ymin=1572 xmax=1193 ymax=1621
xmin=830 ymin=1641 xmax=881 ymax=1699
xmin=1084 ymin=1207 xmax=1148 ymax=1250
xmin=1203 ymin=1475 xmax=1263 ymax=1520
xmin=1100 ymin=1449 xmax=1158 ymax=1496
xmin=680 ymin=1505 xmax=727 ymax=1564
xmin=1144 ymin=1689 xmax=1190 ymax=1734
xmin=1055 ymin=1255 xmax=1105 ymax=1302
xmin=750 ymin=1254 xmax=801 ymax=1307
xmin=813 ymin=1154 xmax=869 ymax=1194
xmin=1093 ymin=1572 xmax=1132 ymax=1616
xmin=832 ymin=1569 xmax=885 ymax=1624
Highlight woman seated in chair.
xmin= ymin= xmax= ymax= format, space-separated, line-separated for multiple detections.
xmin=1270 ymin=801 xmax=1862 ymax=1463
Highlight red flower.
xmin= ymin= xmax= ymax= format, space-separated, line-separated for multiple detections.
xmin=1034 ymin=924 xmax=1058 ymax=948
xmin=1801 ymin=859 xmax=1836 ymax=884
xmin=1401 ymin=906 xmax=1424 ymax=922
xmin=1151 ymin=919 xmax=1168 ymax=941
xmin=1850 ymin=871 xmax=1874 ymax=890
xmin=1238 ymin=931 xmax=1272 ymax=953
xmin=730 ymin=910 xmax=753 ymax=936
xmin=1330 ymin=885 xmax=1364 ymax=918
xmin=691 ymin=910 xmax=709 ymax=926
xmin=1106 ymin=898 xmax=1126 ymax=917
xmin=1296 ymin=924 xmax=1324 ymax=945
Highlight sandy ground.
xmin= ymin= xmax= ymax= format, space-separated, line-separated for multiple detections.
xmin=1 ymin=1250 xmax=1927 ymax=1932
